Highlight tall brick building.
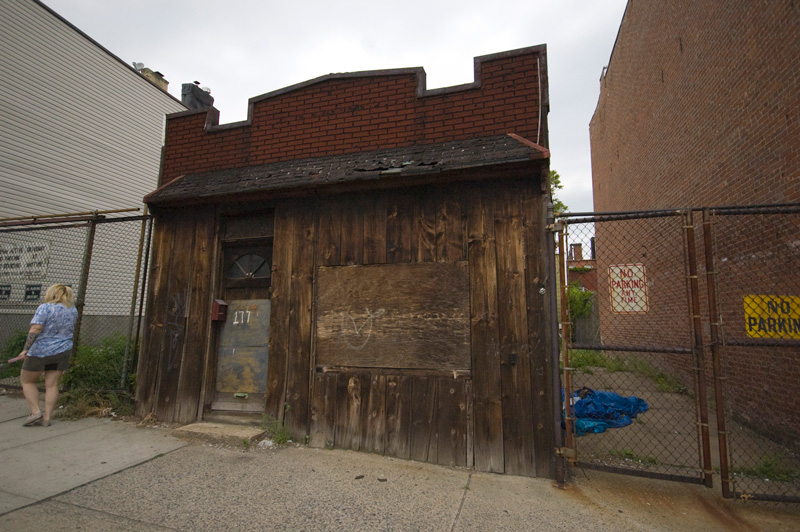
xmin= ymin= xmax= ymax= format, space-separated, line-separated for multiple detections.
xmin=591 ymin=0 xmax=799 ymax=209
xmin=589 ymin=1 xmax=800 ymax=450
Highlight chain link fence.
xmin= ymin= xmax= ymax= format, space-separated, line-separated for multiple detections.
xmin=704 ymin=206 xmax=800 ymax=502
xmin=0 ymin=210 xmax=151 ymax=393
xmin=558 ymin=205 xmax=800 ymax=502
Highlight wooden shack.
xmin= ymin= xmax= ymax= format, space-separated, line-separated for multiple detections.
xmin=138 ymin=45 xmax=559 ymax=477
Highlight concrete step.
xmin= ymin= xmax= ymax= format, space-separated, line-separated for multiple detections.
xmin=172 ymin=422 xmax=266 ymax=449
xmin=202 ymin=411 xmax=263 ymax=427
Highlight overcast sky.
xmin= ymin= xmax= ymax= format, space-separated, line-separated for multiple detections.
xmin=44 ymin=0 xmax=627 ymax=213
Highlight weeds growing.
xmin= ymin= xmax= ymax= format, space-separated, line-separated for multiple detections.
xmin=569 ymin=350 xmax=687 ymax=394
xmin=261 ymin=414 xmax=291 ymax=444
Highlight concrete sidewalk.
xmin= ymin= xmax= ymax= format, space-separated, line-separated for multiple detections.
xmin=0 ymin=394 xmax=187 ymax=514
xmin=1 ymin=395 xmax=799 ymax=531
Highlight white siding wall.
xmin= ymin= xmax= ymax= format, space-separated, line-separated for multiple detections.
xmin=0 ymin=0 xmax=186 ymax=219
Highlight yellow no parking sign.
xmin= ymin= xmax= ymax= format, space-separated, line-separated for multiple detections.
xmin=744 ymin=295 xmax=800 ymax=339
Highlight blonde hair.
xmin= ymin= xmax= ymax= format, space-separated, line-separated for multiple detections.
xmin=44 ymin=284 xmax=75 ymax=307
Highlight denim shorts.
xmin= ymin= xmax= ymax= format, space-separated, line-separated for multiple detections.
xmin=22 ymin=349 xmax=72 ymax=372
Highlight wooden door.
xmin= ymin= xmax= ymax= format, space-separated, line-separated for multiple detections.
xmin=211 ymin=240 xmax=273 ymax=411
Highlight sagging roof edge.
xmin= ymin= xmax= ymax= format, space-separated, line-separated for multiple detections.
xmin=144 ymin=134 xmax=550 ymax=207
xmin=165 ymin=44 xmax=549 ymax=132
xmin=145 ymin=158 xmax=549 ymax=210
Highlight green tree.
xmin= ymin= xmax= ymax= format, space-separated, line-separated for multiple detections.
xmin=550 ymin=169 xmax=568 ymax=214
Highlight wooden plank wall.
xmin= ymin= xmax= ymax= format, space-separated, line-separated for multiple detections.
xmin=266 ymin=180 xmax=554 ymax=476
xmin=135 ymin=207 xmax=218 ymax=423
xmin=138 ymin=177 xmax=554 ymax=477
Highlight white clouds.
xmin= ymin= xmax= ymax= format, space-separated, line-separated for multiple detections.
xmin=41 ymin=0 xmax=627 ymax=211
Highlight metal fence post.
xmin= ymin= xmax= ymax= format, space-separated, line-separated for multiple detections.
xmin=72 ymin=211 xmax=99 ymax=356
xmin=556 ymin=217 xmax=574 ymax=472
xmin=547 ymin=203 xmax=567 ymax=488
xmin=120 ymin=208 xmax=149 ymax=389
xmin=683 ymin=210 xmax=714 ymax=488
xmin=702 ymin=208 xmax=733 ymax=498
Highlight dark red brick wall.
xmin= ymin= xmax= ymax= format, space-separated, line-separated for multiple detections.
xmin=589 ymin=1 xmax=800 ymax=447
xmin=161 ymin=47 xmax=547 ymax=185
xmin=591 ymin=0 xmax=800 ymax=211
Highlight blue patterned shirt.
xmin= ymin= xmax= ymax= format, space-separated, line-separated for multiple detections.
xmin=28 ymin=303 xmax=78 ymax=358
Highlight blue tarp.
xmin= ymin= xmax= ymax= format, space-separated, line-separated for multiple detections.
xmin=569 ymin=388 xmax=649 ymax=436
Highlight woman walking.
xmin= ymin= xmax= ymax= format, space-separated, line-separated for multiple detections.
xmin=7 ymin=284 xmax=78 ymax=426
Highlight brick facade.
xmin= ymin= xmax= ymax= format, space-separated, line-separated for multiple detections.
xmin=591 ymin=0 xmax=799 ymax=211
xmin=160 ymin=46 xmax=548 ymax=186
xmin=589 ymin=1 xmax=800 ymax=447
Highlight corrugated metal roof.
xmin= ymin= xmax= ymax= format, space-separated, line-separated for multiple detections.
xmin=146 ymin=134 xmax=549 ymax=205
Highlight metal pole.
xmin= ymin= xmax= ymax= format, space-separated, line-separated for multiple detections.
xmin=702 ymin=209 xmax=733 ymax=498
xmin=133 ymin=215 xmax=154 ymax=376
xmin=557 ymin=221 xmax=574 ymax=458
xmin=120 ymin=206 xmax=149 ymax=389
xmin=546 ymin=202 xmax=566 ymax=488
xmin=683 ymin=210 xmax=713 ymax=488
xmin=72 ymin=211 xmax=99 ymax=359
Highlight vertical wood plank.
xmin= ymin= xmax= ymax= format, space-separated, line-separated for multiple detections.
xmin=135 ymin=213 xmax=175 ymax=417
xmin=410 ymin=376 xmax=437 ymax=462
xmin=467 ymin=186 xmax=505 ymax=473
xmin=436 ymin=378 xmax=468 ymax=467
xmin=317 ymin=198 xmax=342 ymax=266
xmin=175 ymin=208 xmax=216 ymax=423
xmin=363 ymin=193 xmax=387 ymax=265
xmin=438 ymin=193 xmax=465 ymax=263
xmin=284 ymin=201 xmax=316 ymax=436
xmin=465 ymin=379 xmax=474 ymax=469
xmin=495 ymin=184 xmax=535 ymax=476
xmin=264 ymin=206 xmax=294 ymax=418
xmin=309 ymin=372 xmax=337 ymax=449
xmin=415 ymin=191 xmax=437 ymax=262
xmin=523 ymin=181 xmax=556 ymax=478
xmin=197 ymin=209 xmax=222 ymax=419
xmin=385 ymin=376 xmax=412 ymax=459
xmin=361 ymin=374 xmax=387 ymax=454
xmin=154 ymin=213 xmax=196 ymax=421
xmin=387 ymin=193 xmax=413 ymax=263
xmin=341 ymin=194 xmax=364 ymax=265
xmin=335 ymin=374 xmax=363 ymax=450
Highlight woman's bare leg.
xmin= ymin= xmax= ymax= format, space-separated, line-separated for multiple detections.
xmin=20 ymin=369 xmax=42 ymax=415
xmin=43 ymin=370 xmax=63 ymax=422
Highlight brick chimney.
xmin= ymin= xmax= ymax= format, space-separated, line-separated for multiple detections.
xmin=138 ymin=67 xmax=169 ymax=92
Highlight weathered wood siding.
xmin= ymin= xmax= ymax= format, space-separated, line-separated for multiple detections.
xmin=268 ymin=179 xmax=554 ymax=476
xmin=138 ymin=177 xmax=555 ymax=477
xmin=135 ymin=207 xmax=218 ymax=421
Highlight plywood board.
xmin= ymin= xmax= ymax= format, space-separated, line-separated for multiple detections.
xmin=316 ymin=262 xmax=470 ymax=370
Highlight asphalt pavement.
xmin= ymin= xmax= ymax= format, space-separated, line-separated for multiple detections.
xmin=1 ymin=393 xmax=799 ymax=531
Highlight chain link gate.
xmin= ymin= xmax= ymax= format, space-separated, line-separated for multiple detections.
xmin=557 ymin=211 xmax=713 ymax=485
xmin=557 ymin=205 xmax=800 ymax=502
xmin=0 ymin=209 xmax=152 ymax=393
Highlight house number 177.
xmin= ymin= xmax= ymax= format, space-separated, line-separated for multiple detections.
xmin=232 ymin=310 xmax=251 ymax=325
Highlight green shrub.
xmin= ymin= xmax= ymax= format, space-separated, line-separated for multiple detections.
xmin=62 ymin=333 xmax=130 ymax=392
xmin=566 ymin=282 xmax=594 ymax=319
xmin=0 ymin=330 xmax=28 ymax=379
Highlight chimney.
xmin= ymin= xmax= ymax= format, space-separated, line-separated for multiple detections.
xmin=135 ymin=65 xmax=169 ymax=92
xmin=570 ymin=243 xmax=583 ymax=262
xmin=181 ymin=83 xmax=214 ymax=109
